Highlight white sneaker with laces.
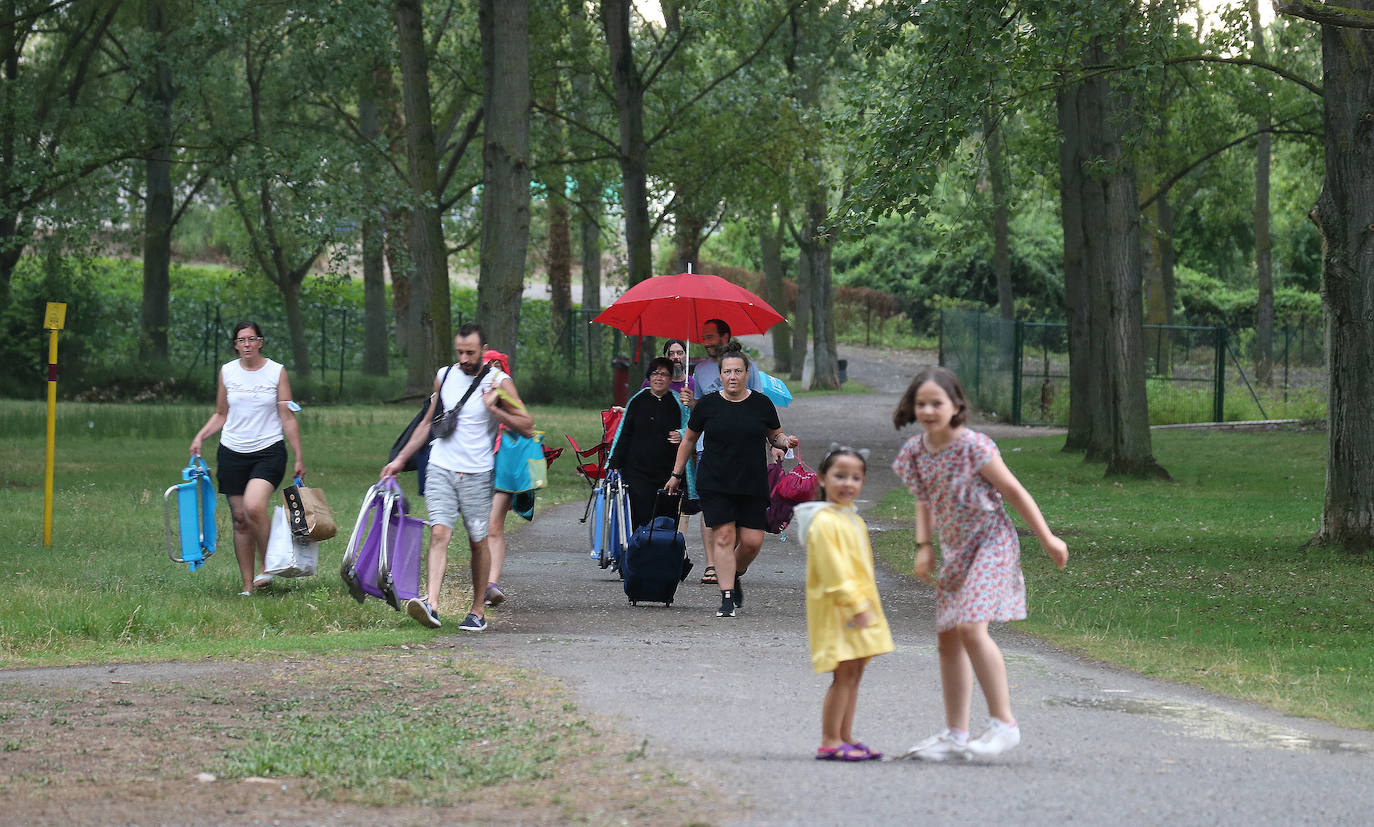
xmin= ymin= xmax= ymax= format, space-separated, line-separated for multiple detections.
xmin=900 ymin=728 xmax=970 ymax=762
xmin=967 ymin=719 xmax=1020 ymax=757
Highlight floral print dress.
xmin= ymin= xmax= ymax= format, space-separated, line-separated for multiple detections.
xmin=892 ymin=429 xmax=1026 ymax=632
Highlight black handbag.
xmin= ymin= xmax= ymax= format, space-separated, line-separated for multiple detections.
xmin=389 ymin=366 xmax=452 ymax=472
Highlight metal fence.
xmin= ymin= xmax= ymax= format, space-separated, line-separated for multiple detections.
xmin=939 ymin=310 xmax=1327 ymax=426
xmin=176 ymin=303 xmax=630 ymax=400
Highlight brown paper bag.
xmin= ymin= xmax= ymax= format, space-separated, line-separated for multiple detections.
xmin=282 ymin=481 xmax=337 ymax=541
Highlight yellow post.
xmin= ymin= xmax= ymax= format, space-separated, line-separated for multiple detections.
xmin=42 ymin=302 xmax=66 ymax=547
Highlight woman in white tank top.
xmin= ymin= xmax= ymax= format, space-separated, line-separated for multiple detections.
xmin=191 ymin=322 xmax=305 ymax=595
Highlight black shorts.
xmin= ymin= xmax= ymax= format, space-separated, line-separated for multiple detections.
xmin=698 ymin=491 xmax=769 ymax=531
xmin=217 ymin=441 xmax=287 ymax=496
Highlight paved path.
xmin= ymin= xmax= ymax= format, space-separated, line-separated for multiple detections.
xmin=476 ymin=342 xmax=1372 ymax=825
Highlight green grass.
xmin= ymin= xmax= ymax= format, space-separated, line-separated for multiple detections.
xmin=871 ymin=428 xmax=1374 ymax=730
xmin=215 ymin=657 xmax=571 ymax=805
xmin=0 ymin=400 xmax=609 ymax=667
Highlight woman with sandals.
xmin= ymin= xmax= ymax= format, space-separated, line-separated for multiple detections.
xmin=665 ymin=342 xmax=798 ymax=618
xmin=190 ymin=321 xmax=305 ymax=596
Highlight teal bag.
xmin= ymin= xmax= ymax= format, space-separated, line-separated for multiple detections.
xmin=495 ymin=429 xmax=547 ymax=494
xmin=756 ymin=369 xmax=793 ymax=408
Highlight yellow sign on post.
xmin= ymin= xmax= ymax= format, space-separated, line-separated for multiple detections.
xmin=43 ymin=302 xmax=66 ymax=547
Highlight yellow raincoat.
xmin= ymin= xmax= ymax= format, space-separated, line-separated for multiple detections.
xmin=798 ymin=502 xmax=895 ymax=674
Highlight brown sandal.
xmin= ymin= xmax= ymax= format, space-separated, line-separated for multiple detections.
xmin=700 ymin=565 xmax=717 ymax=585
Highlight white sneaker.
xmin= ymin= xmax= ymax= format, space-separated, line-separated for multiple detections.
xmin=900 ymin=729 xmax=970 ymax=762
xmin=967 ymin=719 xmax=1020 ymax=757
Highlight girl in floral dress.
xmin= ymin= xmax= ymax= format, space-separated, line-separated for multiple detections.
xmin=891 ymin=366 xmax=1068 ymax=761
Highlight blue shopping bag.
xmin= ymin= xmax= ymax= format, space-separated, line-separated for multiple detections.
xmin=494 ymin=429 xmax=547 ymax=493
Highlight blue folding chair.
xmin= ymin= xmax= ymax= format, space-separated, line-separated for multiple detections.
xmin=164 ymin=456 xmax=217 ymax=571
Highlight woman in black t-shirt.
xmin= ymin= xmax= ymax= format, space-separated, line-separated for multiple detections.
xmin=666 ymin=343 xmax=797 ymax=618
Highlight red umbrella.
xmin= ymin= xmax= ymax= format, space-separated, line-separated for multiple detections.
xmin=591 ymin=272 xmax=785 ymax=341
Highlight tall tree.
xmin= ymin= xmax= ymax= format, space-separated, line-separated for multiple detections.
xmin=601 ymin=0 xmax=652 ymax=288
xmin=477 ymin=0 xmax=531 ymax=356
xmin=138 ymin=0 xmax=175 ymax=362
xmin=1275 ymin=0 xmax=1374 ymax=550
xmin=984 ymin=111 xmax=1014 ymax=321
xmin=0 ymin=0 xmax=128 ymax=311
xmin=358 ymin=65 xmax=390 ymax=377
xmin=1250 ymin=0 xmax=1275 ymax=385
xmin=395 ymin=0 xmax=453 ymax=391
xmin=759 ymin=209 xmax=792 ymax=373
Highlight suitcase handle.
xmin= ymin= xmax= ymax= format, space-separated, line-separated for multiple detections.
xmin=648 ymin=488 xmax=684 ymax=541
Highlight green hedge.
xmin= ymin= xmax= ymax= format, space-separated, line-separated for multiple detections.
xmin=0 ymin=256 xmax=615 ymax=406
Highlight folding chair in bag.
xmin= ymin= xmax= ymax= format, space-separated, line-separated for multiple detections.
xmin=589 ymin=469 xmax=632 ymax=570
xmin=339 ymin=478 xmax=425 ymax=610
xmin=163 ymin=456 xmax=217 ymax=571
xmin=566 ymin=407 xmax=624 ymax=522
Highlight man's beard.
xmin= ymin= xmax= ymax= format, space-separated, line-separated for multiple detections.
xmin=459 ymin=360 xmax=479 ymax=375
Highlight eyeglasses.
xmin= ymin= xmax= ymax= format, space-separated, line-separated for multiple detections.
xmin=649 ymin=371 xmax=671 ymax=378
xmin=235 ymin=336 xmax=263 ymax=345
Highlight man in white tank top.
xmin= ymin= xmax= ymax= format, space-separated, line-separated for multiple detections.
xmin=382 ymin=323 xmax=533 ymax=631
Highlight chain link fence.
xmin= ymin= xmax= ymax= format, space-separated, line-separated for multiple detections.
xmin=939 ymin=309 xmax=1327 ymax=426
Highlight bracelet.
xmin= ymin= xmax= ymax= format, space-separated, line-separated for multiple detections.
xmin=917 ymin=541 xmax=933 ymax=547
xmin=671 ymin=471 xmax=684 ymax=479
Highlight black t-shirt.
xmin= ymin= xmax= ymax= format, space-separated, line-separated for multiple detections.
xmin=609 ymin=390 xmax=680 ymax=481
xmin=687 ymin=390 xmax=780 ymax=496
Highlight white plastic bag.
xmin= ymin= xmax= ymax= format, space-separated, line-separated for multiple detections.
xmin=264 ymin=505 xmax=318 ymax=578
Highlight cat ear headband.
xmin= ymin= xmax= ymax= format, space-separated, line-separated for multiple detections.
xmin=826 ymin=442 xmax=871 ymax=462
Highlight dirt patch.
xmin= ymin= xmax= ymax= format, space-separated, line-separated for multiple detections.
xmin=1 ymin=647 xmax=713 ymax=825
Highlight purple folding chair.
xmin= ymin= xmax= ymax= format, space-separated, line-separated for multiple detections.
xmin=341 ymin=478 xmax=426 ymax=610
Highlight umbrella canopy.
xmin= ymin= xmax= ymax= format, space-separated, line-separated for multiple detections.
xmin=591 ymin=272 xmax=785 ymax=341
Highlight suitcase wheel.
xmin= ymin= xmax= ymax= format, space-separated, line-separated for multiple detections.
xmin=630 ymin=600 xmax=638 ymax=606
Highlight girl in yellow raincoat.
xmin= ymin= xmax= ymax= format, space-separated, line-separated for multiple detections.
xmin=796 ymin=445 xmax=894 ymax=761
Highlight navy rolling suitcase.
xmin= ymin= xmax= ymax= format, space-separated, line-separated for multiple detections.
xmin=622 ymin=490 xmax=691 ymax=606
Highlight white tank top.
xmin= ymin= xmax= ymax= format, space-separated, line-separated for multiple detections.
xmin=220 ymin=358 xmax=284 ymax=453
xmin=427 ymin=364 xmax=508 ymax=474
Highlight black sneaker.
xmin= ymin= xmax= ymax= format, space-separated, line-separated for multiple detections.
xmin=457 ymin=612 xmax=487 ymax=632
xmin=733 ymin=573 xmax=744 ymax=608
xmin=406 ymin=598 xmax=441 ymax=629
xmin=716 ymin=590 xmax=736 ymax=618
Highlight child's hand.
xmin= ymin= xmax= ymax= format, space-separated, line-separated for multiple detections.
xmin=848 ymin=609 xmax=874 ymax=629
xmin=1044 ymin=535 xmax=1068 ymax=570
xmin=914 ymin=546 xmax=936 ymax=585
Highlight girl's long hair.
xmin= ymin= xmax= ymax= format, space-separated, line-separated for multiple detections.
xmin=893 ymin=366 xmax=969 ymax=429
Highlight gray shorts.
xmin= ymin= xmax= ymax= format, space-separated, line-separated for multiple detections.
xmin=425 ymin=467 xmax=494 ymax=541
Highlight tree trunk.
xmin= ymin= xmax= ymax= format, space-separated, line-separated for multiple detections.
xmin=0 ymin=0 xmax=18 ymax=311
xmin=477 ymin=0 xmax=531 ymax=357
xmin=281 ymin=280 xmax=310 ymax=382
xmin=1251 ymin=0 xmax=1274 ymax=386
xmin=384 ymin=207 xmax=413 ymax=360
xmin=791 ymin=233 xmax=811 ymax=383
xmin=1057 ymin=47 xmax=1168 ymax=479
xmin=547 ymin=189 xmax=572 ymax=350
xmin=673 ymin=211 xmax=705 ymax=273
xmin=603 ymin=0 xmax=652 ymax=288
xmin=1098 ymin=139 xmax=1164 ymax=478
xmin=1311 ymin=4 xmax=1374 ymax=551
xmin=759 ymin=212 xmax=791 ymax=374
xmin=138 ymin=0 xmax=174 ymax=363
xmin=985 ymin=111 xmax=1013 ymax=321
xmin=1057 ymin=83 xmax=1099 ymax=454
xmin=803 ymin=198 xmax=839 ymax=390
xmin=359 ymin=67 xmax=389 ymax=376
xmin=395 ymin=0 xmax=452 ymax=392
